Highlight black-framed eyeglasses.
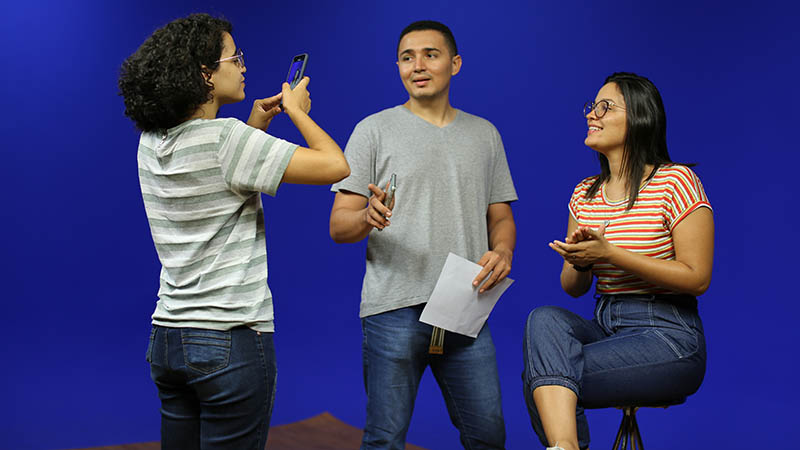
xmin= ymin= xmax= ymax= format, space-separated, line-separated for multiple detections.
xmin=216 ymin=48 xmax=245 ymax=68
xmin=583 ymin=100 xmax=626 ymax=118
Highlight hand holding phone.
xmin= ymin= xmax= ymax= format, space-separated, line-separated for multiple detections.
xmin=365 ymin=175 xmax=396 ymax=232
xmin=280 ymin=53 xmax=308 ymax=111
xmin=383 ymin=173 xmax=397 ymax=209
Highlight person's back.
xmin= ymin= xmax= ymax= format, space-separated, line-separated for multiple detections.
xmin=139 ymin=117 xmax=298 ymax=330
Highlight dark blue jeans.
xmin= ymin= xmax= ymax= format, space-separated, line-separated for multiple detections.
xmin=361 ymin=304 xmax=506 ymax=450
xmin=522 ymin=295 xmax=706 ymax=449
xmin=146 ymin=325 xmax=277 ymax=450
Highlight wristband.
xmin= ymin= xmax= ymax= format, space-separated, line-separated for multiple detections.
xmin=572 ymin=263 xmax=593 ymax=272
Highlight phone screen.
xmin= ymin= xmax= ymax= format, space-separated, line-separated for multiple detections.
xmin=286 ymin=54 xmax=308 ymax=88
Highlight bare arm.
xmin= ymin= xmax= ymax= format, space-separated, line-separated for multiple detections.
xmin=551 ymin=207 xmax=714 ymax=296
xmin=329 ymin=182 xmax=395 ymax=243
xmin=279 ymin=78 xmax=350 ymax=185
xmin=472 ymin=202 xmax=516 ymax=293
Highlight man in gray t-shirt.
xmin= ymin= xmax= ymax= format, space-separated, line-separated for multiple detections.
xmin=330 ymin=20 xmax=517 ymax=449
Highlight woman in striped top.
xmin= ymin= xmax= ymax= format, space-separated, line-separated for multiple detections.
xmin=522 ymin=73 xmax=713 ymax=450
xmin=119 ymin=14 xmax=349 ymax=449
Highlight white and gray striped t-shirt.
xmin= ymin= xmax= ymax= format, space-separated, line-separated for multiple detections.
xmin=138 ymin=118 xmax=297 ymax=332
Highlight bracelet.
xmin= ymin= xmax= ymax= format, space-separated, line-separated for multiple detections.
xmin=572 ymin=263 xmax=594 ymax=272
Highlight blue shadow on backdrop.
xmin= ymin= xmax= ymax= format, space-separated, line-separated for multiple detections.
xmin=1 ymin=0 xmax=796 ymax=448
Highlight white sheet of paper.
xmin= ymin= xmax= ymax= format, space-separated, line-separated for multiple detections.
xmin=419 ymin=252 xmax=514 ymax=338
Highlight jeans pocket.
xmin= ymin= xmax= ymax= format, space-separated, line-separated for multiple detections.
xmin=181 ymin=329 xmax=232 ymax=374
xmin=651 ymin=327 xmax=698 ymax=359
xmin=145 ymin=326 xmax=156 ymax=363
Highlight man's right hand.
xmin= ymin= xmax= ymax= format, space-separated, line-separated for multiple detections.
xmin=364 ymin=182 xmax=395 ymax=230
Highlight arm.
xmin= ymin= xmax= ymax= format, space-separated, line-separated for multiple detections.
xmin=329 ymin=182 xmax=395 ymax=243
xmin=552 ymin=207 xmax=714 ymax=296
xmin=472 ymin=202 xmax=516 ymax=293
xmin=279 ymin=78 xmax=350 ymax=184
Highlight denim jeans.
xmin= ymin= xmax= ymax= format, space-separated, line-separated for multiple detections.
xmin=146 ymin=325 xmax=277 ymax=450
xmin=361 ymin=304 xmax=506 ymax=450
xmin=522 ymin=295 xmax=706 ymax=449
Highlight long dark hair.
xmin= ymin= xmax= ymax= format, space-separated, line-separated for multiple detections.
xmin=118 ymin=14 xmax=232 ymax=132
xmin=586 ymin=72 xmax=687 ymax=209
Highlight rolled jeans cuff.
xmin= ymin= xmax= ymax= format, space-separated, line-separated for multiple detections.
xmin=528 ymin=375 xmax=580 ymax=398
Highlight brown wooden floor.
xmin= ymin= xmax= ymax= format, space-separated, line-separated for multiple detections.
xmin=73 ymin=412 xmax=428 ymax=450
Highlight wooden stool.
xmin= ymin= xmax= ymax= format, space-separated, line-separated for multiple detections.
xmin=611 ymin=399 xmax=685 ymax=450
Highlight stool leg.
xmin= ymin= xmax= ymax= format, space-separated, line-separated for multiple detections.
xmin=613 ymin=407 xmax=632 ymax=450
xmin=629 ymin=408 xmax=643 ymax=450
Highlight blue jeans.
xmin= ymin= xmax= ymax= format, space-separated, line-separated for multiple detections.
xmin=146 ymin=325 xmax=277 ymax=450
xmin=361 ymin=304 xmax=506 ymax=450
xmin=522 ymin=295 xmax=706 ymax=449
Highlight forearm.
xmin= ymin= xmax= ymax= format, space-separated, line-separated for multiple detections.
xmin=606 ymin=246 xmax=710 ymax=296
xmin=488 ymin=215 xmax=516 ymax=260
xmin=284 ymin=108 xmax=349 ymax=181
xmin=286 ymin=108 xmax=339 ymax=154
xmin=330 ymin=206 xmax=373 ymax=243
xmin=560 ymin=264 xmax=593 ymax=298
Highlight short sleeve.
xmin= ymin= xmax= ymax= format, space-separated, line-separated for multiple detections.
xmin=664 ymin=166 xmax=712 ymax=229
xmin=488 ymin=125 xmax=518 ymax=204
xmin=217 ymin=119 xmax=298 ymax=197
xmin=568 ymin=177 xmax=594 ymax=221
xmin=569 ymin=184 xmax=581 ymax=221
xmin=331 ymin=119 xmax=376 ymax=198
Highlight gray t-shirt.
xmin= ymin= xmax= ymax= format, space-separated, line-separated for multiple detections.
xmin=332 ymin=105 xmax=518 ymax=317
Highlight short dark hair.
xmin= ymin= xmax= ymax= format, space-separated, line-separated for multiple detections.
xmin=118 ymin=14 xmax=232 ymax=132
xmin=397 ymin=20 xmax=458 ymax=58
xmin=587 ymin=72 xmax=690 ymax=209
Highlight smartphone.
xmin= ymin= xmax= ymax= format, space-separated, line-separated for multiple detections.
xmin=383 ymin=173 xmax=397 ymax=207
xmin=285 ymin=53 xmax=308 ymax=88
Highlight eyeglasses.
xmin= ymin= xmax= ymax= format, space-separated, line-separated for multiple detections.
xmin=583 ymin=100 xmax=626 ymax=118
xmin=216 ymin=49 xmax=245 ymax=68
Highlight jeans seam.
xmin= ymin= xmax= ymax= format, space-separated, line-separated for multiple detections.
xmin=146 ymin=326 xmax=156 ymax=363
xmin=437 ymin=375 xmax=473 ymax=450
xmin=585 ymin=341 xmax=702 ymax=378
xmin=256 ymin=332 xmax=267 ymax=448
xmin=163 ymin=326 xmax=170 ymax=369
xmin=529 ymin=375 xmax=580 ymax=397
xmin=651 ymin=328 xmax=684 ymax=358
xmin=671 ymin=305 xmax=693 ymax=332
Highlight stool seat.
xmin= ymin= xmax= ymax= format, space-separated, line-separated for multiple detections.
xmin=610 ymin=399 xmax=685 ymax=450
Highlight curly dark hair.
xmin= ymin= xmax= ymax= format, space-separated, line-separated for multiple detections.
xmin=119 ymin=14 xmax=232 ymax=132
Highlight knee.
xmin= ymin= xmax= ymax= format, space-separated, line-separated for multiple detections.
xmin=525 ymin=306 xmax=570 ymax=340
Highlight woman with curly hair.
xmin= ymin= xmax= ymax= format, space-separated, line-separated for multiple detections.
xmin=522 ymin=73 xmax=712 ymax=450
xmin=119 ymin=13 xmax=348 ymax=449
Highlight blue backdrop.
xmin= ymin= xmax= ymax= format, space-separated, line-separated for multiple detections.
xmin=2 ymin=0 xmax=796 ymax=448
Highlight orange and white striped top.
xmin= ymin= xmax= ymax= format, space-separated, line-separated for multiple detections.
xmin=568 ymin=164 xmax=712 ymax=295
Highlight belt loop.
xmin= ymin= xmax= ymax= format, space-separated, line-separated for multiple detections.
xmin=594 ymin=294 xmax=607 ymax=325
